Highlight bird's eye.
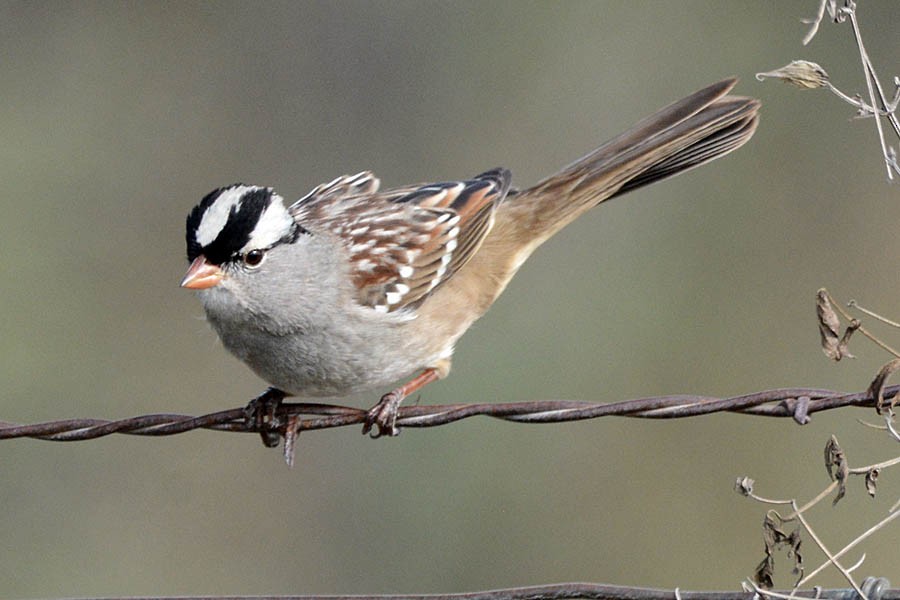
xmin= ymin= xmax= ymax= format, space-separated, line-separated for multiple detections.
xmin=243 ymin=249 xmax=266 ymax=268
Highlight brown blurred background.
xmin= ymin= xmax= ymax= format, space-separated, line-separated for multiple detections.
xmin=1 ymin=1 xmax=899 ymax=596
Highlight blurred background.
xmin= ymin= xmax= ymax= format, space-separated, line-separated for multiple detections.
xmin=1 ymin=1 xmax=899 ymax=596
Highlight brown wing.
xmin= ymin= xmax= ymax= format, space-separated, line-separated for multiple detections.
xmin=290 ymin=168 xmax=512 ymax=313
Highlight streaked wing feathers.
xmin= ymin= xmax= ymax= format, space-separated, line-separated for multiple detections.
xmin=289 ymin=171 xmax=381 ymax=211
xmin=291 ymin=168 xmax=511 ymax=313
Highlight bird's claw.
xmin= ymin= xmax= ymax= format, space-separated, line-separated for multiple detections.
xmin=244 ymin=387 xmax=286 ymax=447
xmin=362 ymin=390 xmax=403 ymax=438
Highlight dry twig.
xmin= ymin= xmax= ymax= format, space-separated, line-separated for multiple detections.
xmin=758 ymin=0 xmax=900 ymax=180
xmin=738 ymin=435 xmax=900 ymax=592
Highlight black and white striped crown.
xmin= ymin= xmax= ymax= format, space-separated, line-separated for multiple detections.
xmin=186 ymin=184 xmax=300 ymax=265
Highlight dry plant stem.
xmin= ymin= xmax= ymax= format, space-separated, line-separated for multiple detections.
xmin=851 ymin=453 xmax=900 ymax=473
xmin=858 ymin=45 xmax=900 ymax=139
xmin=844 ymin=554 xmax=867 ymax=575
xmin=798 ymin=509 xmax=900 ymax=586
xmin=746 ymin=491 xmax=795 ymax=507
xmin=800 ymin=1 xmax=900 ymax=178
xmin=749 ymin=481 xmax=835 ymax=521
xmin=885 ymin=416 xmax=900 ymax=443
xmin=789 ymin=501 xmax=867 ymax=599
xmin=824 ymin=290 xmax=900 ymax=357
xmin=847 ymin=301 xmax=900 ymax=329
xmin=844 ymin=5 xmax=895 ymax=180
xmin=787 ymin=482 xmax=839 ymax=518
xmin=746 ymin=449 xmax=900 ymax=590
xmin=823 ymin=82 xmax=888 ymax=118
xmin=742 ymin=580 xmax=882 ymax=600
xmin=758 ymin=456 xmax=900 ymax=519
xmin=801 ymin=0 xmax=831 ymax=46
xmin=855 ymin=418 xmax=886 ymax=431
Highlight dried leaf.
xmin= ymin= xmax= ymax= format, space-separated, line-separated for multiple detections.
xmin=823 ymin=435 xmax=841 ymax=479
xmin=868 ymin=358 xmax=900 ymax=415
xmin=865 ymin=468 xmax=879 ymax=498
xmin=832 ymin=478 xmax=846 ymax=505
xmin=787 ymin=529 xmax=804 ymax=582
xmin=756 ymin=60 xmax=830 ymax=89
xmin=755 ymin=513 xmax=802 ymax=588
xmin=762 ymin=515 xmax=777 ymax=551
xmin=839 ymin=319 xmax=859 ymax=358
xmin=763 ymin=513 xmax=788 ymax=550
xmin=734 ymin=476 xmax=755 ymax=496
xmin=824 ymin=435 xmax=848 ymax=505
xmin=817 ymin=289 xmax=846 ymax=360
xmin=754 ymin=555 xmax=775 ymax=589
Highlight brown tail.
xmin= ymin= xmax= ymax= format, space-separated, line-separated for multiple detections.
xmin=500 ymin=78 xmax=760 ymax=249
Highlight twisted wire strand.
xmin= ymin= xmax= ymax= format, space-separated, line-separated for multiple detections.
xmin=36 ymin=578 xmax=900 ymax=600
xmin=1 ymin=384 xmax=895 ymax=442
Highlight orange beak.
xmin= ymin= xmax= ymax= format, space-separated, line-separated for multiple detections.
xmin=181 ymin=256 xmax=224 ymax=289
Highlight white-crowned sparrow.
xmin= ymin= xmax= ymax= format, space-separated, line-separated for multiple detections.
xmin=182 ymin=78 xmax=760 ymax=437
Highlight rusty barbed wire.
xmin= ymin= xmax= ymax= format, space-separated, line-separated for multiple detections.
xmin=2 ymin=384 xmax=896 ymax=444
xmin=29 ymin=578 xmax=900 ymax=600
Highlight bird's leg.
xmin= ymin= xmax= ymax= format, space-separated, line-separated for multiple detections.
xmin=244 ymin=387 xmax=287 ymax=447
xmin=363 ymin=368 xmax=440 ymax=438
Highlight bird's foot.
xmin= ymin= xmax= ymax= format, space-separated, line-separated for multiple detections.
xmin=362 ymin=369 xmax=442 ymax=438
xmin=363 ymin=389 xmax=404 ymax=438
xmin=244 ymin=387 xmax=287 ymax=447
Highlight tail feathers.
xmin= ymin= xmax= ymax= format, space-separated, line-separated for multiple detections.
xmin=611 ymin=96 xmax=759 ymax=198
xmin=507 ymin=78 xmax=760 ymax=243
xmin=567 ymin=78 xmax=740 ymax=180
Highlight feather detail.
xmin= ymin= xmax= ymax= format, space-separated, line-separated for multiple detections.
xmin=290 ymin=168 xmax=511 ymax=313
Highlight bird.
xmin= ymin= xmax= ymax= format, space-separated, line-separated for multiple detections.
xmin=181 ymin=77 xmax=760 ymax=438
